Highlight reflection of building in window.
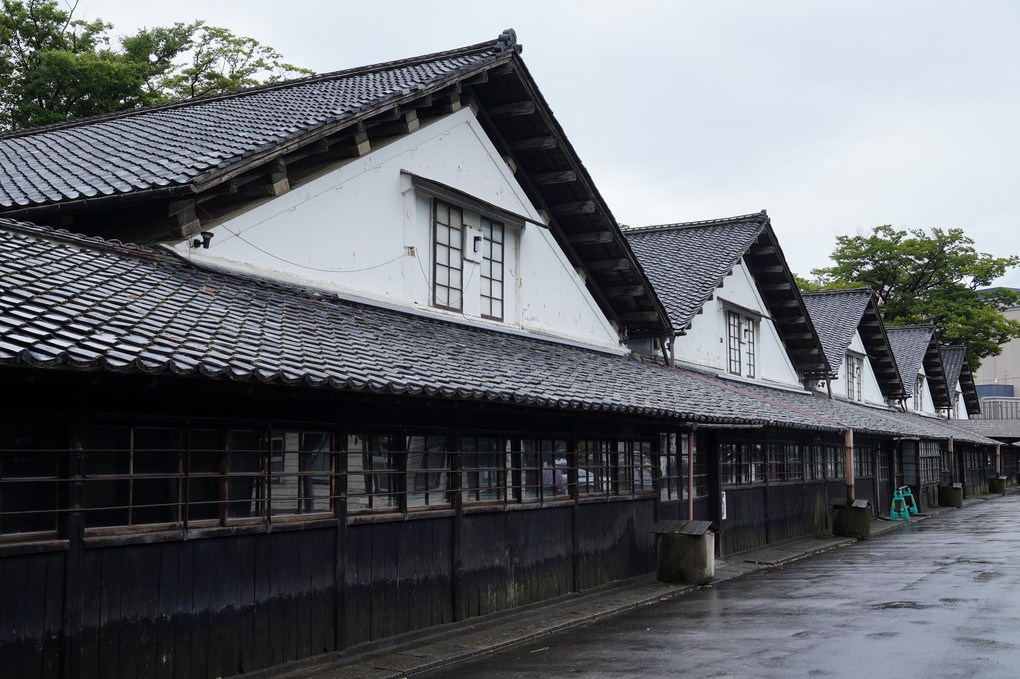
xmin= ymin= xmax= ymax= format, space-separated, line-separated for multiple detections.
xmin=726 ymin=310 xmax=757 ymax=378
xmin=846 ymin=353 xmax=863 ymax=401
xmin=520 ymin=438 xmax=569 ymax=501
xmin=345 ymin=434 xmax=401 ymax=511
xmin=461 ymin=436 xmax=506 ymax=503
xmin=407 ymin=435 xmax=451 ymax=508
xmin=914 ymin=374 xmax=925 ymax=411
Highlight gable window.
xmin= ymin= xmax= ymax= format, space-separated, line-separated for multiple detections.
xmin=726 ymin=310 xmax=757 ymax=378
xmin=479 ymin=217 xmax=504 ymax=320
xmin=846 ymin=353 xmax=863 ymax=401
xmin=433 ymin=201 xmax=464 ymax=311
xmin=914 ymin=374 xmax=925 ymax=411
xmin=432 ymin=199 xmax=508 ymax=319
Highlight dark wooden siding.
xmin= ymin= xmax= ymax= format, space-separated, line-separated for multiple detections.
xmin=0 ymin=551 xmax=65 ymax=679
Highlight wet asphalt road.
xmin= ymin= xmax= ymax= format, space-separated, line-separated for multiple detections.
xmin=420 ymin=496 xmax=1020 ymax=678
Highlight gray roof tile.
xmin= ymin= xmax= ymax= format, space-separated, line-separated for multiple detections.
xmin=623 ymin=214 xmax=766 ymax=330
xmin=0 ymin=45 xmax=499 ymax=209
xmin=800 ymin=289 xmax=873 ymax=372
xmin=886 ymin=324 xmax=937 ymax=396
xmin=0 ymin=219 xmax=993 ymax=446
xmin=0 ymin=219 xmax=832 ymax=430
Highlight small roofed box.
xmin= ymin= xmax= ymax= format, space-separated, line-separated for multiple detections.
xmin=833 ymin=499 xmax=871 ymax=539
xmin=650 ymin=520 xmax=718 ymax=585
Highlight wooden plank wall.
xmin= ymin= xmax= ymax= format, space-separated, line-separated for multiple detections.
xmin=0 ymin=551 xmax=65 ymax=679
xmin=58 ymin=529 xmax=337 ymax=679
xmin=3 ymin=504 xmax=656 ymax=679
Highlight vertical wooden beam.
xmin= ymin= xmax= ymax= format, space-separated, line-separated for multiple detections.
xmin=687 ymin=430 xmax=695 ymax=521
xmin=844 ymin=428 xmax=855 ymax=504
xmin=996 ymin=443 xmax=1002 ymax=476
xmin=62 ymin=413 xmax=84 ymax=679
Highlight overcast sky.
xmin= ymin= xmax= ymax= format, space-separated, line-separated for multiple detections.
xmin=79 ymin=0 xmax=1020 ymax=285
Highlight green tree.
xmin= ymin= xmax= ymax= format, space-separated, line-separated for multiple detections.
xmin=809 ymin=225 xmax=1020 ymax=368
xmin=0 ymin=0 xmax=310 ymax=131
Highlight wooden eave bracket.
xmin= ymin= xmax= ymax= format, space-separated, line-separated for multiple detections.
xmin=168 ymin=198 xmax=201 ymax=238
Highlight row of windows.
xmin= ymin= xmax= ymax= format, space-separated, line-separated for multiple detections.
xmin=0 ymin=424 xmax=657 ymax=539
xmin=720 ymin=442 xmax=869 ymax=486
xmin=658 ymin=433 xmax=710 ymax=502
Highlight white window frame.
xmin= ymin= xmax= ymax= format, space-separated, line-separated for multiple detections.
xmin=723 ymin=303 xmax=760 ymax=379
xmin=845 ymin=352 xmax=864 ymax=401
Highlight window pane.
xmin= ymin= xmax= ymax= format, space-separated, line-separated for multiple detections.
xmin=188 ymin=429 xmax=222 ymax=522
xmin=0 ymin=423 xmax=63 ymax=535
xmin=227 ymin=431 xmax=265 ymax=519
xmin=407 ymin=435 xmax=451 ymax=507
xmin=347 ymin=434 xmax=401 ymax=512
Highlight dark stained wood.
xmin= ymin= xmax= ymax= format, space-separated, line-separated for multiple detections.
xmin=1 ymin=555 xmax=30 ymax=679
xmin=487 ymin=101 xmax=536 ymax=116
xmin=509 ymin=136 xmax=556 ymax=151
xmin=567 ymin=231 xmax=614 ymax=245
xmin=531 ymin=170 xmax=577 ymax=185
xmin=550 ymin=200 xmax=595 ymax=216
xmin=154 ymin=544 xmax=179 ymax=679
xmin=42 ymin=554 xmax=64 ymax=679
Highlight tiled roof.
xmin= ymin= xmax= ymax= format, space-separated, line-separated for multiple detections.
xmin=0 ymin=30 xmax=673 ymax=339
xmin=0 ymin=42 xmax=502 ymax=209
xmin=800 ymin=289 xmax=873 ymax=374
xmin=624 ymin=213 xmax=829 ymax=378
xmin=886 ymin=324 xmax=951 ymax=409
xmin=941 ymin=346 xmax=966 ymax=392
xmin=801 ymin=288 xmax=904 ymax=398
xmin=952 ymin=419 xmax=1020 ymax=443
xmin=624 ymin=214 xmax=766 ymax=331
xmin=886 ymin=325 xmax=936 ymax=396
xmin=731 ymin=380 xmax=996 ymax=445
xmin=0 ymin=219 xmax=994 ymax=446
xmin=940 ymin=345 xmax=981 ymax=416
xmin=0 ymin=219 xmax=830 ymax=430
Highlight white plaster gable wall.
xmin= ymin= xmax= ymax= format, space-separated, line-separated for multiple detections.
xmin=912 ymin=366 xmax=939 ymax=415
xmin=952 ymin=389 xmax=970 ymax=419
xmin=171 ymin=107 xmax=622 ymax=351
xmin=672 ymin=259 xmax=801 ymax=386
xmin=834 ymin=331 xmax=888 ymax=405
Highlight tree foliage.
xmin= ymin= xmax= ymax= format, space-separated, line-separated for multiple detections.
xmin=0 ymin=0 xmax=311 ymax=131
xmin=808 ymin=225 xmax=1020 ymax=368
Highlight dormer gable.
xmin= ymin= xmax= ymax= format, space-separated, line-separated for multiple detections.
xmin=940 ymin=345 xmax=981 ymax=418
xmin=624 ymin=212 xmax=829 ymax=381
xmin=0 ymin=29 xmax=671 ymax=348
xmin=886 ymin=324 xmax=952 ymax=413
xmin=800 ymin=288 xmax=905 ymax=401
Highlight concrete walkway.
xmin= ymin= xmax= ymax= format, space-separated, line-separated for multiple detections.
xmin=250 ymin=491 xmax=1013 ymax=679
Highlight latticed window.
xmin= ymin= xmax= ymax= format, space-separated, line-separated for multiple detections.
xmin=914 ymin=374 xmax=925 ymax=411
xmin=846 ymin=353 xmax=863 ymax=401
xmin=726 ymin=311 xmax=757 ymax=378
xmin=480 ymin=218 xmax=504 ymax=320
xmin=433 ymin=201 xmax=464 ymax=311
